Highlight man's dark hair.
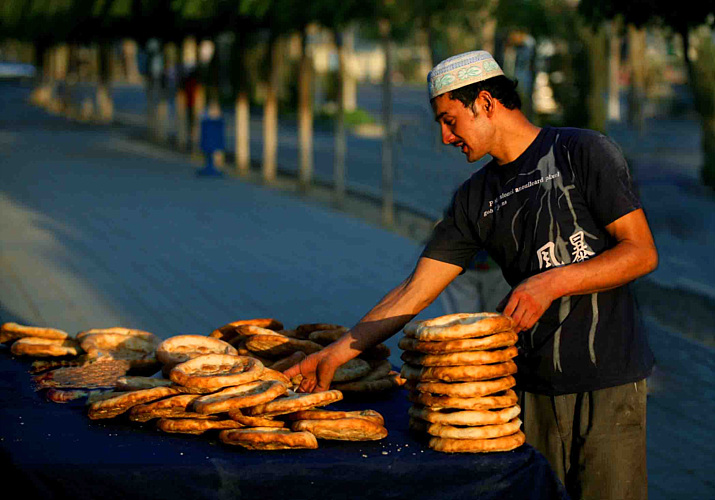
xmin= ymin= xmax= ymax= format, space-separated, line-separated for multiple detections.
xmin=444 ymin=75 xmax=522 ymax=111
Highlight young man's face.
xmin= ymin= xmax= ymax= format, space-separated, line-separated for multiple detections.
xmin=432 ymin=93 xmax=493 ymax=163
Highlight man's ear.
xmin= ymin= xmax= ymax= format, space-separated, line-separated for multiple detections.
xmin=481 ymin=92 xmax=495 ymax=116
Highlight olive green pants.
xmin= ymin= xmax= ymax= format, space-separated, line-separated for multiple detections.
xmin=519 ymin=379 xmax=648 ymax=500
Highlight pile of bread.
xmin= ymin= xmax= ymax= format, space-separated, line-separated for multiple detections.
xmin=0 ymin=319 xmax=396 ymax=450
xmin=399 ymin=312 xmax=525 ymax=454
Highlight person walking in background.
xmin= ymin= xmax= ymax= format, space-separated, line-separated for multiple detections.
xmin=286 ymin=50 xmax=658 ymax=500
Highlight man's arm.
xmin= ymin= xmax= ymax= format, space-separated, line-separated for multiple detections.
xmin=502 ymin=208 xmax=658 ymax=331
xmin=284 ymin=257 xmax=463 ymax=393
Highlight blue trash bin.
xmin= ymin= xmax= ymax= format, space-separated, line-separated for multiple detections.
xmin=196 ymin=116 xmax=225 ymax=177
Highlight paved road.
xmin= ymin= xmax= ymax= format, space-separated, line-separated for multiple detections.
xmin=2 ymin=80 xmax=714 ymax=499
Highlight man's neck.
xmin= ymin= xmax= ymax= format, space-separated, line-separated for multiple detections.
xmin=491 ymin=112 xmax=542 ymax=165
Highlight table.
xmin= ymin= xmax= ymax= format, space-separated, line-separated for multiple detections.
xmin=0 ymin=348 xmax=569 ymax=500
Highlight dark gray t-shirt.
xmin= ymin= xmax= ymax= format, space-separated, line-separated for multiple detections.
xmin=422 ymin=126 xmax=654 ymax=395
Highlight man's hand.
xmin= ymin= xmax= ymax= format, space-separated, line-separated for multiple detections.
xmin=497 ymin=272 xmax=558 ymax=332
xmin=283 ymin=349 xmax=343 ymax=393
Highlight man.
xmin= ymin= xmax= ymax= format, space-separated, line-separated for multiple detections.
xmin=285 ymin=51 xmax=657 ymax=500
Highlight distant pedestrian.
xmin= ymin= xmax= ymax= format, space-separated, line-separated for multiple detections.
xmin=286 ymin=50 xmax=658 ymax=500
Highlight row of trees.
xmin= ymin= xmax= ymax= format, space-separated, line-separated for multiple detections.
xmin=2 ymin=0 xmax=715 ymax=197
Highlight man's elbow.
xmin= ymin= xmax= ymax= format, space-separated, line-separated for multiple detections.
xmin=642 ymin=245 xmax=658 ymax=276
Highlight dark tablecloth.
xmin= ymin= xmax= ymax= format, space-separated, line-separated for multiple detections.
xmin=0 ymin=350 xmax=569 ymax=500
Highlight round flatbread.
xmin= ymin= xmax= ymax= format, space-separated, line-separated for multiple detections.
xmin=410 ymin=375 xmax=516 ymax=398
xmin=88 ymin=386 xmax=181 ymax=419
xmin=428 ymin=430 xmax=526 ymax=453
xmin=408 ymin=389 xmax=518 ymax=410
xmin=269 ymin=351 xmax=306 ymax=373
xmin=405 ymin=313 xmax=513 ymax=341
xmin=78 ymin=331 xmax=161 ymax=372
xmin=129 ymin=394 xmax=207 ymax=422
xmin=193 ymin=380 xmax=287 ymax=415
xmin=245 ymin=334 xmax=323 ymax=358
xmin=76 ymin=327 xmax=156 ymax=340
xmin=291 ymin=418 xmax=388 ymax=441
xmin=227 ymin=411 xmax=286 ymax=428
xmin=307 ymin=327 xmax=349 ymax=345
xmin=398 ymin=331 xmax=519 ymax=354
xmin=332 ymin=358 xmax=371 ymax=383
xmin=408 ymin=404 xmax=521 ymax=426
xmin=1 ymin=322 xmax=70 ymax=342
xmin=359 ymin=343 xmax=391 ymax=361
xmin=115 ymin=376 xmax=176 ymax=391
xmin=286 ymin=409 xmax=385 ymax=426
xmin=219 ymin=427 xmax=318 ymax=450
xmin=423 ymin=418 xmax=522 ymax=439
xmin=295 ymin=323 xmax=344 ymax=339
xmin=400 ymin=346 xmax=518 ymax=367
xmin=157 ymin=417 xmax=243 ymax=435
xmin=10 ymin=337 xmax=81 ymax=357
xmin=331 ymin=373 xmax=403 ymax=393
xmin=156 ymin=335 xmax=238 ymax=367
xmin=169 ymin=354 xmax=264 ymax=391
xmin=400 ymin=361 xmax=517 ymax=382
xmin=244 ymin=389 xmax=343 ymax=417
xmin=209 ymin=319 xmax=284 ymax=343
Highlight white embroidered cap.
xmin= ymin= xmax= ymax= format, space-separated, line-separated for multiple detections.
xmin=427 ymin=50 xmax=504 ymax=100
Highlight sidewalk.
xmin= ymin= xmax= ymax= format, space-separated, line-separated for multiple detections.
xmin=1 ymin=80 xmax=714 ymax=499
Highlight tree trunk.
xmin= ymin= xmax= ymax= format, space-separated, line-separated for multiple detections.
xmin=582 ymin=23 xmax=608 ymax=133
xmin=263 ymin=36 xmax=281 ymax=184
xmin=607 ymin=19 xmax=622 ymax=123
xmin=298 ymin=29 xmax=314 ymax=191
xmin=380 ymin=19 xmax=395 ymax=227
xmin=627 ymin=24 xmax=647 ymax=134
xmin=96 ymin=42 xmax=114 ymax=123
xmin=333 ymin=30 xmax=347 ymax=206
xmin=232 ymin=32 xmax=251 ymax=176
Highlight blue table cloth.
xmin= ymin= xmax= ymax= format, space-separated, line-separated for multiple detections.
xmin=0 ymin=349 xmax=569 ymax=500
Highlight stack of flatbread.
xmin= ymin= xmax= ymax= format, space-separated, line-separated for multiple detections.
xmin=399 ymin=313 xmax=526 ymax=453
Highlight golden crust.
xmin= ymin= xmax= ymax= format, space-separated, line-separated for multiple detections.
xmin=286 ymin=409 xmax=385 ymax=427
xmin=227 ymin=411 xmax=286 ymax=427
xmin=400 ymin=361 xmax=517 ymax=382
xmin=76 ymin=327 xmax=156 ymax=340
xmin=428 ymin=430 xmax=526 ymax=453
xmin=1 ymin=322 xmax=70 ymax=342
xmin=169 ymin=354 xmax=264 ymax=391
xmin=244 ymin=389 xmax=343 ymax=417
xmin=408 ymin=389 xmax=518 ymax=410
xmin=193 ymin=380 xmax=287 ymax=415
xmin=219 ymin=428 xmax=318 ymax=450
xmin=405 ymin=313 xmax=513 ymax=341
xmin=291 ymin=418 xmax=388 ymax=441
xmin=87 ymin=386 xmax=181 ymax=419
xmin=10 ymin=337 xmax=81 ymax=357
xmin=400 ymin=346 xmax=518 ymax=367
xmin=208 ymin=319 xmax=284 ymax=342
xmin=45 ymin=388 xmax=89 ymax=403
xmin=78 ymin=332 xmax=160 ymax=372
xmin=410 ymin=375 xmax=516 ymax=398
xmin=424 ymin=418 xmax=522 ymax=439
xmin=408 ymin=404 xmax=521 ymax=426
xmin=157 ymin=417 xmax=243 ymax=435
xmin=32 ymin=358 xmax=131 ymax=391
xmin=156 ymin=335 xmax=238 ymax=366
xmin=115 ymin=376 xmax=175 ymax=391
xmin=128 ymin=394 xmax=205 ymax=422
xmin=398 ymin=331 xmax=519 ymax=354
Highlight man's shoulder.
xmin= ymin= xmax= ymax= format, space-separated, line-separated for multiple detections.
xmin=551 ymin=126 xmax=621 ymax=154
